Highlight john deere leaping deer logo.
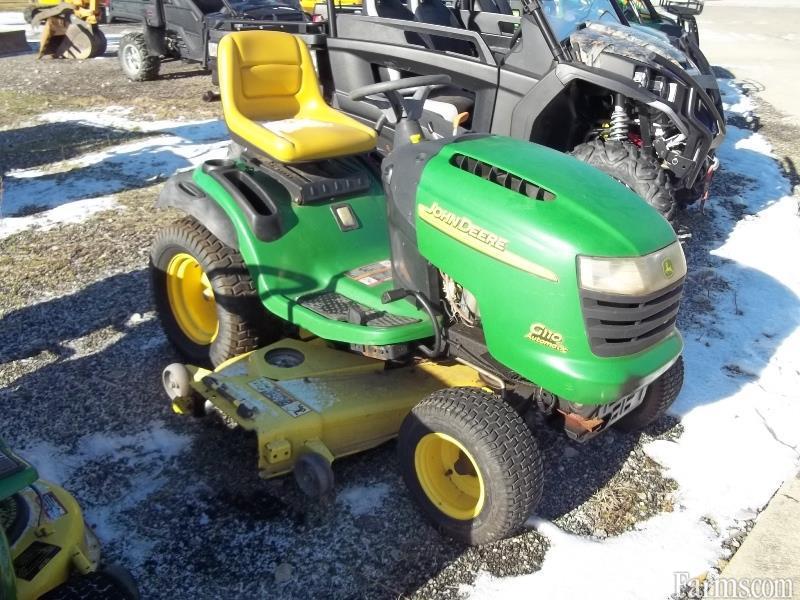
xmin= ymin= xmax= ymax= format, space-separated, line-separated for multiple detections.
xmin=526 ymin=323 xmax=568 ymax=353
xmin=663 ymin=258 xmax=675 ymax=279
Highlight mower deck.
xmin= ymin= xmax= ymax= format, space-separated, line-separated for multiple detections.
xmin=169 ymin=337 xmax=483 ymax=481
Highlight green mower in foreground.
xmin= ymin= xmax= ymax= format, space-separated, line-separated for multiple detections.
xmin=0 ymin=440 xmax=138 ymax=600
xmin=152 ymin=30 xmax=686 ymax=544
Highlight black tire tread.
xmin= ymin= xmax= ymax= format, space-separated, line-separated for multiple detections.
xmin=615 ymin=356 xmax=684 ymax=431
xmin=40 ymin=570 xmax=134 ymax=600
xmin=150 ymin=216 xmax=278 ymax=366
xmin=118 ymin=32 xmax=160 ymax=81
xmin=572 ymin=138 xmax=677 ymax=221
xmin=399 ymin=387 xmax=544 ymax=545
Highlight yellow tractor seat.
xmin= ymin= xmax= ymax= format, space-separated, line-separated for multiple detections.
xmin=218 ymin=31 xmax=377 ymax=164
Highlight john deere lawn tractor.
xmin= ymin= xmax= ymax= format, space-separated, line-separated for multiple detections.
xmin=152 ymin=30 xmax=686 ymax=544
xmin=25 ymin=0 xmax=107 ymax=59
xmin=0 ymin=440 xmax=138 ymax=599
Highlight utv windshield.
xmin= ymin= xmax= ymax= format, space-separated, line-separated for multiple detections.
xmin=540 ymin=0 xmax=624 ymax=40
xmin=616 ymin=0 xmax=658 ymax=23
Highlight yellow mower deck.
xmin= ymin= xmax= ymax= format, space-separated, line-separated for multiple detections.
xmin=10 ymin=482 xmax=100 ymax=599
xmin=169 ymin=337 xmax=484 ymax=482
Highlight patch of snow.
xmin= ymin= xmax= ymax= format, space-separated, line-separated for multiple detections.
xmin=338 ymin=483 xmax=391 ymax=516
xmin=0 ymin=195 xmax=118 ymax=240
xmin=0 ymin=11 xmax=25 ymax=29
xmin=17 ymin=422 xmax=193 ymax=567
xmin=0 ymin=108 xmax=228 ymax=234
xmin=125 ymin=311 xmax=156 ymax=327
xmin=466 ymin=79 xmax=800 ymax=599
xmin=16 ymin=440 xmax=84 ymax=483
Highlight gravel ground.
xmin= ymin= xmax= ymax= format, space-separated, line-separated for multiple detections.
xmin=0 ymin=31 xmax=796 ymax=599
xmin=0 ymin=24 xmax=218 ymax=128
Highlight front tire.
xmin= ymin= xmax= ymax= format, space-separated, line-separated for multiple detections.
xmin=614 ymin=356 xmax=684 ymax=432
xmin=398 ymin=388 xmax=544 ymax=545
xmin=572 ymin=138 xmax=677 ymax=222
xmin=40 ymin=568 xmax=138 ymax=599
xmin=150 ymin=216 xmax=280 ymax=367
xmin=118 ymin=32 xmax=160 ymax=81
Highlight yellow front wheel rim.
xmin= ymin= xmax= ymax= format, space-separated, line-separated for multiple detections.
xmin=414 ymin=432 xmax=485 ymax=521
xmin=166 ymin=252 xmax=219 ymax=345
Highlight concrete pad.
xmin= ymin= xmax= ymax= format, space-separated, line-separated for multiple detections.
xmin=698 ymin=0 xmax=800 ymax=123
xmin=0 ymin=29 xmax=29 ymax=55
xmin=707 ymin=473 xmax=800 ymax=599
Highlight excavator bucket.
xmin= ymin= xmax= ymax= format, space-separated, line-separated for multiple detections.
xmin=34 ymin=4 xmax=106 ymax=59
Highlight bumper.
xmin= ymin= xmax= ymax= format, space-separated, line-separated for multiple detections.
xmin=539 ymin=329 xmax=683 ymax=406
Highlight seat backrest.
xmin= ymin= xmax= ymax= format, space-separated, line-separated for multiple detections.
xmin=366 ymin=0 xmax=415 ymax=19
xmin=218 ymin=31 xmax=324 ymax=124
xmin=413 ymin=0 xmax=474 ymax=54
xmin=475 ymin=0 xmax=512 ymax=14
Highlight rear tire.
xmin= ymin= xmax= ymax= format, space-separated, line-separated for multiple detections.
xmin=614 ymin=356 xmax=684 ymax=432
xmin=398 ymin=387 xmax=543 ymax=545
xmin=572 ymin=138 xmax=677 ymax=222
xmin=150 ymin=216 xmax=281 ymax=367
xmin=118 ymin=32 xmax=160 ymax=81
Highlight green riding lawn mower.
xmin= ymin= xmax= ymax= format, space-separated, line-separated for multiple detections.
xmin=152 ymin=29 xmax=687 ymax=545
xmin=0 ymin=440 xmax=138 ymax=600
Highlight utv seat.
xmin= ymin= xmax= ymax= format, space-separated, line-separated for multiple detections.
xmin=365 ymin=0 xmax=415 ymax=19
xmin=410 ymin=0 xmax=475 ymax=55
xmin=218 ymin=31 xmax=377 ymax=164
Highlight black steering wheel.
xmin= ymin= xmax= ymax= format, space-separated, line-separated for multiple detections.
xmin=349 ymin=74 xmax=452 ymax=124
xmin=349 ymin=74 xmax=452 ymax=101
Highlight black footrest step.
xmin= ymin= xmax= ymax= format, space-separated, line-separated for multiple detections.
xmin=299 ymin=292 xmax=419 ymax=328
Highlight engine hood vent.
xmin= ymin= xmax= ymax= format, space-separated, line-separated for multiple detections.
xmin=450 ymin=153 xmax=555 ymax=201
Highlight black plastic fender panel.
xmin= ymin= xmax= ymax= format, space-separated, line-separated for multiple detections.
xmin=156 ymin=170 xmax=239 ymax=248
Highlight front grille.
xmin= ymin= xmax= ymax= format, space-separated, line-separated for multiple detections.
xmin=581 ymin=278 xmax=684 ymax=357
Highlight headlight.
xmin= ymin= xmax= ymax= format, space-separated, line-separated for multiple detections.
xmin=578 ymin=241 xmax=686 ymax=296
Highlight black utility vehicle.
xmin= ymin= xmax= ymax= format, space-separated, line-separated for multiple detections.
xmin=114 ymin=0 xmax=324 ymax=81
xmin=326 ymin=0 xmax=724 ymax=216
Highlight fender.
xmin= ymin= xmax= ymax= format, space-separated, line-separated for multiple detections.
xmin=512 ymin=62 xmax=690 ymax=141
xmin=156 ymin=170 xmax=238 ymax=248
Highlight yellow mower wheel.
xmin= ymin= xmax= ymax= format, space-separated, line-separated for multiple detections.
xmin=150 ymin=216 xmax=281 ymax=366
xmin=398 ymin=387 xmax=543 ymax=545
xmin=166 ymin=252 xmax=219 ymax=345
xmin=414 ymin=432 xmax=485 ymax=521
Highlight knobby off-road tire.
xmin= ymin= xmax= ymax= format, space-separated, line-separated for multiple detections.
xmin=150 ymin=216 xmax=280 ymax=367
xmin=91 ymin=26 xmax=107 ymax=57
xmin=614 ymin=356 xmax=684 ymax=432
xmin=572 ymin=138 xmax=677 ymax=222
xmin=398 ymin=387 xmax=544 ymax=545
xmin=118 ymin=32 xmax=160 ymax=81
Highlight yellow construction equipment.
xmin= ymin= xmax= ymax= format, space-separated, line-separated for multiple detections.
xmin=27 ymin=0 xmax=106 ymax=59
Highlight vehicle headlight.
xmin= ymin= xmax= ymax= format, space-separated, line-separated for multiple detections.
xmin=577 ymin=241 xmax=686 ymax=296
